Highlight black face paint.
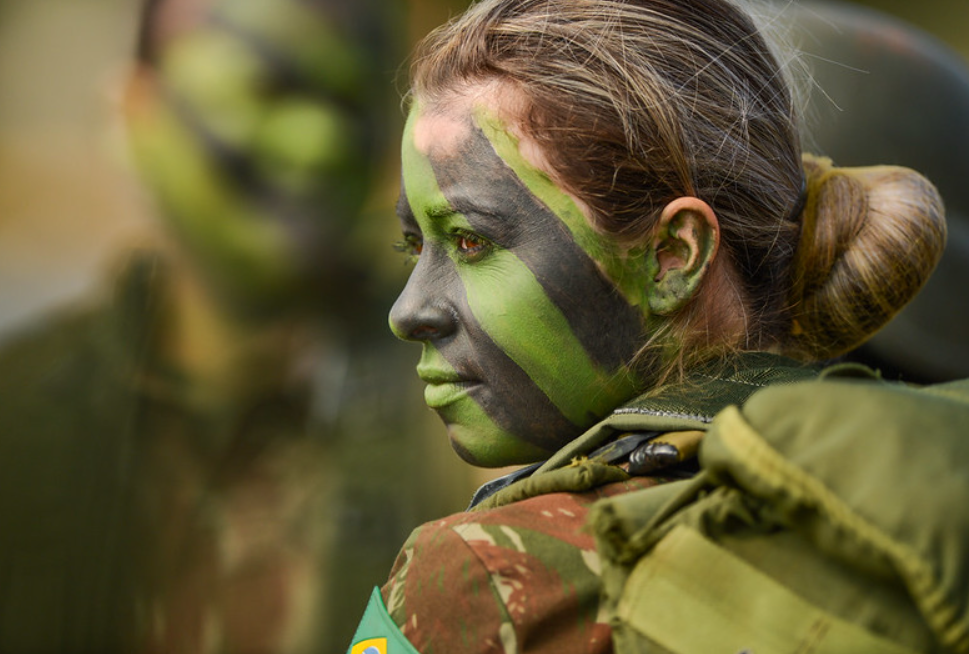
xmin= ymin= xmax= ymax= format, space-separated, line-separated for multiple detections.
xmin=433 ymin=116 xmax=646 ymax=372
xmin=390 ymin=103 xmax=651 ymax=466
xmin=395 ymin=188 xmax=580 ymax=454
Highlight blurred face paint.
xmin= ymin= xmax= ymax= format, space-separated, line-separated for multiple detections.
xmin=127 ymin=0 xmax=380 ymax=318
xmin=389 ymin=102 xmax=651 ymax=466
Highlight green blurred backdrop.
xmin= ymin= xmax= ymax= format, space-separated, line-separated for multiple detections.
xmin=0 ymin=0 xmax=965 ymax=340
xmin=0 ymin=1 xmax=965 ymax=652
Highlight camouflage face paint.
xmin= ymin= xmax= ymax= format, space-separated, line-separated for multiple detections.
xmin=128 ymin=0 xmax=385 ymax=319
xmin=389 ymin=102 xmax=651 ymax=466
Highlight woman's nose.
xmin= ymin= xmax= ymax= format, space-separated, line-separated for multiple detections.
xmin=389 ymin=259 xmax=456 ymax=342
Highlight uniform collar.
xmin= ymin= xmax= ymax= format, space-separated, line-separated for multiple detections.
xmin=540 ymin=352 xmax=820 ymax=472
xmin=468 ymin=352 xmax=820 ymax=509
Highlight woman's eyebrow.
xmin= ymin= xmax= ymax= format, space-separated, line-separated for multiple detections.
xmin=436 ymin=185 xmax=504 ymax=218
xmin=439 ymin=191 xmax=520 ymax=238
xmin=425 ymin=201 xmax=459 ymax=219
xmin=396 ymin=192 xmax=452 ymax=224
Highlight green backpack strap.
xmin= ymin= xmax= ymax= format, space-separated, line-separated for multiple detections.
xmin=703 ymin=376 xmax=969 ymax=652
xmin=593 ymin=375 xmax=969 ymax=653
xmin=614 ymin=524 xmax=921 ymax=654
xmin=347 ymin=587 xmax=420 ymax=654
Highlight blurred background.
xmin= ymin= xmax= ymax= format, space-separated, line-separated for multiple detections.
xmin=1 ymin=0 xmax=966 ymax=341
xmin=0 ymin=0 xmax=475 ymax=338
xmin=1 ymin=1 xmax=477 ymax=652
xmin=0 ymin=0 xmax=966 ymax=652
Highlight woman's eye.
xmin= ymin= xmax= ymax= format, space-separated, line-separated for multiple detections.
xmin=393 ymin=235 xmax=423 ymax=263
xmin=456 ymin=232 xmax=489 ymax=257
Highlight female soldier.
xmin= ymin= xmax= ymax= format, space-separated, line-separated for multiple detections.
xmin=349 ymin=0 xmax=966 ymax=652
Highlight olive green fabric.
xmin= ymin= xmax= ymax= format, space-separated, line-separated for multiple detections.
xmin=618 ymin=524 xmax=920 ymax=654
xmin=593 ymin=372 xmax=969 ymax=653
xmin=476 ymin=353 xmax=820 ymax=512
xmin=0 ymin=252 xmax=464 ymax=653
xmin=472 ymin=459 xmax=633 ymax=511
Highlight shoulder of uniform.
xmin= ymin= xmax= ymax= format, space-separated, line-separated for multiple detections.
xmin=384 ymin=497 xmax=616 ymax=652
xmin=381 ymin=515 xmax=510 ymax=653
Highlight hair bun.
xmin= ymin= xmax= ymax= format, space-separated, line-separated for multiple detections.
xmin=786 ymin=153 xmax=946 ymax=361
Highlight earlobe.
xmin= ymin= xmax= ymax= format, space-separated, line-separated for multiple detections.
xmin=647 ymin=197 xmax=720 ymax=315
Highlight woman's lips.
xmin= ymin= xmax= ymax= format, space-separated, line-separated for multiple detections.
xmin=416 ymin=367 xmax=478 ymax=408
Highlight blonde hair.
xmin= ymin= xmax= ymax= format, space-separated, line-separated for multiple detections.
xmin=409 ymin=0 xmax=946 ymax=372
xmin=788 ymin=155 xmax=946 ymax=360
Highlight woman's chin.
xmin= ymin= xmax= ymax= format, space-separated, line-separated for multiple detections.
xmin=444 ymin=422 xmax=549 ymax=468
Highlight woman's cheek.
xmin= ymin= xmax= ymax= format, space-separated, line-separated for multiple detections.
xmin=456 ymin=250 xmax=612 ymax=421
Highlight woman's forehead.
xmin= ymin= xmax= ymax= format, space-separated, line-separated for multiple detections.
xmin=403 ymin=96 xmax=599 ymax=238
xmin=410 ymin=80 xmax=530 ymax=148
xmin=410 ymin=109 xmax=473 ymax=158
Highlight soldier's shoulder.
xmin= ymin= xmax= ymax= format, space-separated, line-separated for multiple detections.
xmin=386 ymin=493 xmax=617 ymax=653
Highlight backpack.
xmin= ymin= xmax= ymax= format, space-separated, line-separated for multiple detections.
xmin=592 ymin=373 xmax=969 ymax=654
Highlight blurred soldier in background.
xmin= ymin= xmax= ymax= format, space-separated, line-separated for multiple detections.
xmin=0 ymin=0 xmax=471 ymax=651
xmin=2 ymin=0 xmax=961 ymax=652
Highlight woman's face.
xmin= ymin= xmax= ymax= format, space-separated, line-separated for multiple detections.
xmin=389 ymin=97 xmax=659 ymax=466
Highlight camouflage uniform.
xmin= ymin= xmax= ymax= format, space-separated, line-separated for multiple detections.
xmin=352 ymin=354 xmax=969 ymax=654
xmin=380 ymin=472 xmax=658 ymax=654
xmin=351 ymin=353 xmax=820 ymax=654
xmin=0 ymin=252 xmax=466 ymax=654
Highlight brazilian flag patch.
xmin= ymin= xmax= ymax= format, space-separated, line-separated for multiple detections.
xmin=347 ymin=587 xmax=420 ymax=654
xmin=350 ymin=638 xmax=387 ymax=654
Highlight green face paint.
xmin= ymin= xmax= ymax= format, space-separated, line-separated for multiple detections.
xmin=128 ymin=0 xmax=387 ymax=319
xmin=473 ymin=107 xmax=656 ymax=311
xmin=389 ymin=102 xmax=650 ymax=466
xmin=417 ymin=344 xmax=550 ymax=465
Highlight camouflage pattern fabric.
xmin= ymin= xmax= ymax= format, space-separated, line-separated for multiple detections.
xmin=0 ymin=251 xmax=465 ymax=654
xmin=368 ymin=353 xmax=821 ymax=653
xmin=383 ymin=475 xmax=661 ymax=654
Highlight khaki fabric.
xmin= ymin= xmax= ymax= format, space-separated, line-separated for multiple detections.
xmin=356 ymin=353 xmax=822 ymax=654
xmin=618 ymin=525 xmax=920 ymax=654
xmin=593 ymin=373 xmax=969 ymax=653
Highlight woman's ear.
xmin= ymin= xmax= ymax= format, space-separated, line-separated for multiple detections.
xmin=646 ymin=196 xmax=720 ymax=315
